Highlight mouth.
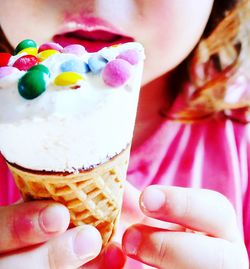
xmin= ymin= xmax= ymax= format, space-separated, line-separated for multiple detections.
xmin=53 ymin=29 xmax=134 ymax=52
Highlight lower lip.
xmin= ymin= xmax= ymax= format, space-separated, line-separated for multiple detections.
xmin=53 ymin=34 xmax=134 ymax=52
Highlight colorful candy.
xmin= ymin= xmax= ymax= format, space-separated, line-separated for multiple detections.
xmin=102 ymin=59 xmax=132 ymax=87
xmin=13 ymin=55 xmax=38 ymax=71
xmin=0 ymin=53 xmax=11 ymax=67
xmin=18 ymin=47 xmax=38 ymax=56
xmin=63 ymin=44 xmax=86 ymax=56
xmin=28 ymin=64 xmax=50 ymax=77
xmin=0 ymin=67 xmax=18 ymax=79
xmin=18 ymin=70 xmax=47 ymax=99
xmin=54 ymin=72 xmax=84 ymax=86
xmin=38 ymin=42 xmax=63 ymax=53
xmin=60 ymin=59 xmax=89 ymax=73
xmin=88 ymin=55 xmax=108 ymax=74
xmin=116 ymin=49 xmax=139 ymax=65
xmin=14 ymin=39 xmax=37 ymax=55
xmin=3 ymin=39 xmax=141 ymax=100
xmin=38 ymin=49 xmax=60 ymax=62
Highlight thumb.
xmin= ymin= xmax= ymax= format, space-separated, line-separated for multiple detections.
xmin=0 ymin=225 xmax=102 ymax=269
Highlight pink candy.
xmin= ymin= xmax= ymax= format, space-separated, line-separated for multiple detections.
xmin=102 ymin=59 xmax=132 ymax=87
xmin=38 ymin=42 xmax=63 ymax=53
xmin=63 ymin=44 xmax=86 ymax=56
xmin=0 ymin=66 xmax=18 ymax=79
xmin=116 ymin=49 xmax=139 ymax=65
xmin=13 ymin=55 xmax=38 ymax=71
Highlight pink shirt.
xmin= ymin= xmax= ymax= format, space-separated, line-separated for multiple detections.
xmin=128 ymin=115 xmax=250 ymax=257
xmin=0 ymin=154 xmax=20 ymax=206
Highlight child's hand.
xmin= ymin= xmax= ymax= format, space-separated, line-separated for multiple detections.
xmin=122 ymin=186 xmax=249 ymax=269
xmin=0 ymin=201 xmax=125 ymax=269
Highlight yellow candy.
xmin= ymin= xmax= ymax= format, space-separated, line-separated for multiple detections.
xmin=38 ymin=49 xmax=59 ymax=61
xmin=54 ymin=72 xmax=84 ymax=86
xmin=110 ymin=44 xmax=121 ymax=48
xmin=18 ymin=47 xmax=38 ymax=56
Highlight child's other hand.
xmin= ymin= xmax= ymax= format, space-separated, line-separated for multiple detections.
xmin=0 ymin=201 xmax=125 ymax=269
xmin=122 ymin=186 xmax=249 ymax=269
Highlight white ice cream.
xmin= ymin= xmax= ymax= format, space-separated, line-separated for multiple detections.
xmin=0 ymin=43 xmax=144 ymax=172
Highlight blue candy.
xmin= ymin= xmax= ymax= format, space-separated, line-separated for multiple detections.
xmin=88 ymin=55 xmax=108 ymax=74
xmin=60 ymin=59 xmax=90 ymax=74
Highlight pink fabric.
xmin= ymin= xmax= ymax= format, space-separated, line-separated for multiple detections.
xmin=0 ymin=154 xmax=20 ymax=206
xmin=128 ymin=116 xmax=250 ymax=256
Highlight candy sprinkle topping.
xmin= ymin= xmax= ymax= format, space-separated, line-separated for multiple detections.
xmin=0 ymin=53 xmax=12 ymax=67
xmin=13 ymin=55 xmax=39 ymax=71
xmin=88 ymin=55 xmax=108 ymax=74
xmin=63 ymin=44 xmax=86 ymax=56
xmin=28 ymin=64 xmax=50 ymax=77
xmin=60 ymin=59 xmax=90 ymax=74
xmin=116 ymin=49 xmax=140 ymax=65
xmin=14 ymin=39 xmax=37 ymax=55
xmin=18 ymin=47 xmax=38 ymax=56
xmin=102 ymin=59 xmax=132 ymax=87
xmin=38 ymin=49 xmax=60 ymax=62
xmin=38 ymin=42 xmax=63 ymax=53
xmin=54 ymin=72 xmax=84 ymax=86
xmin=18 ymin=70 xmax=47 ymax=99
xmin=2 ymin=40 xmax=143 ymax=99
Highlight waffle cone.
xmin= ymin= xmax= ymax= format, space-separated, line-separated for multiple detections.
xmin=7 ymin=147 xmax=130 ymax=246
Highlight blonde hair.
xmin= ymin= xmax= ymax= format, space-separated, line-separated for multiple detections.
xmin=169 ymin=0 xmax=250 ymax=123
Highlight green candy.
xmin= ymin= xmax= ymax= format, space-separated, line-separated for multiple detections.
xmin=18 ymin=70 xmax=47 ymax=100
xmin=28 ymin=64 xmax=50 ymax=77
xmin=14 ymin=39 xmax=37 ymax=55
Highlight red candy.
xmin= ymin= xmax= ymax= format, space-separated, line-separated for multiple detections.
xmin=116 ymin=49 xmax=139 ymax=65
xmin=13 ymin=55 xmax=38 ymax=71
xmin=0 ymin=53 xmax=12 ymax=67
xmin=102 ymin=59 xmax=132 ymax=87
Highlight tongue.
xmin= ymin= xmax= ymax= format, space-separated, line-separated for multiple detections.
xmin=53 ymin=30 xmax=134 ymax=52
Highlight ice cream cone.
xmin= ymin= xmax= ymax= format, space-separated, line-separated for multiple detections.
xmin=7 ymin=147 xmax=130 ymax=246
xmin=0 ymin=41 xmax=144 ymax=245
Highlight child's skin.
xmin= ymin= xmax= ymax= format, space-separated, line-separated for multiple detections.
xmin=0 ymin=1 xmax=249 ymax=268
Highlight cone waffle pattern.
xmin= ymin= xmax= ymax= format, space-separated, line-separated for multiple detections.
xmin=8 ymin=148 xmax=130 ymax=245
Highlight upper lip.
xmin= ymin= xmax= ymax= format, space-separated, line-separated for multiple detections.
xmin=53 ymin=15 xmax=134 ymax=52
xmin=57 ymin=15 xmax=125 ymax=36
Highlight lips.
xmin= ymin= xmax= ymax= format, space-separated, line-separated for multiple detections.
xmin=53 ymin=16 xmax=134 ymax=52
xmin=53 ymin=30 xmax=134 ymax=52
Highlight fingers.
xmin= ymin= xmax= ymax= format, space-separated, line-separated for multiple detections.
xmin=122 ymin=183 xmax=185 ymax=233
xmin=122 ymin=225 xmax=249 ymax=269
xmin=82 ymin=243 xmax=126 ymax=269
xmin=121 ymin=182 xmax=144 ymax=225
xmin=0 ymin=201 xmax=70 ymax=253
xmin=140 ymin=186 xmax=240 ymax=241
xmin=0 ymin=225 xmax=102 ymax=269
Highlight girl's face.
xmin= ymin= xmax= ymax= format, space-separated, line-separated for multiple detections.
xmin=0 ymin=0 xmax=213 ymax=84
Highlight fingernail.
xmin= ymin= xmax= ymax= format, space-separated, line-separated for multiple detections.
xmin=141 ymin=186 xmax=166 ymax=212
xmin=39 ymin=204 xmax=70 ymax=233
xmin=74 ymin=226 xmax=102 ymax=261
xmin=123 ymin=228 xmax=142 ymax=256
